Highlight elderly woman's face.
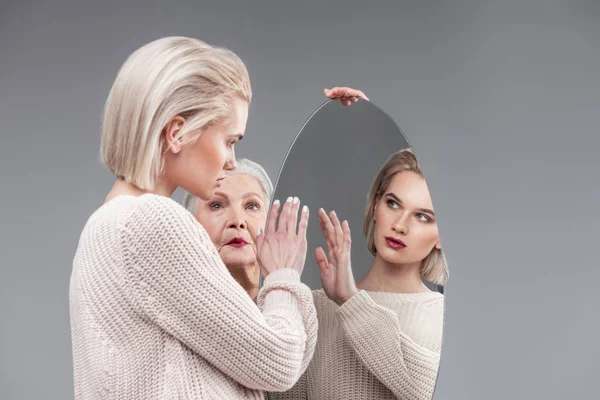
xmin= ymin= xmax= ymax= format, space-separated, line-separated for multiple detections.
xmin=373 ymin=171 xmax=441 ymax=267
xmin=194 ymin=174 xmax=268 ymax=267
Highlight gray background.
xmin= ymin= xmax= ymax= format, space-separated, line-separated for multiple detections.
xmin=1 ymin=0 xmax=598 ymax=399
xmin=270 ymin=99 xmax=444 ymax=292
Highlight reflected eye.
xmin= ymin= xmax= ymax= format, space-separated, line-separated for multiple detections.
xmin=386 ymin=199 xmax=399 ymax=209
xmin=416 ymin=213 xmax=432 ymax=222
xmin=210 ymin=202 xmax=223 ymax=210
xmin=246 ymin=202 xmax=260 ymax=211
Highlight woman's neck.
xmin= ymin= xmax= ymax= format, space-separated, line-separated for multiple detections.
xmin=227 ymin=262 xmax=260 ymax=301
xmin=105 ymin=177 xmax=176 ymax=203
xmin=357 ymin=254 xmax=431 ymax=294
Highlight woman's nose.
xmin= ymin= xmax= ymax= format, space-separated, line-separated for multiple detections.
xmin=227 ymin=208 xmax=246 ymax=229
xmin=228 ymin=219 xmax=246 ymax=229
xmin=391 ymin=214 xmax=408 ymax=234
xmin=224 ymin=158 xmax=237 ymax=171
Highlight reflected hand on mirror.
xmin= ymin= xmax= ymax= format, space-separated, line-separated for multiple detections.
xmin=256 ymin=197 xmax=309 ymax=278
xmin=316 ymin=208 xmax=359 ymax=306
xmin=324 ymin=86 xmax=369 ymax=106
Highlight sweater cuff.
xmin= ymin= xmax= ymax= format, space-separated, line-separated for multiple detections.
xmin=257 ymin=268 xmax=307 ymax=314
xmin=263 ymin=268 xmax=301 ymax=285
xmin=335 ymin=290 xmax=378 ymax=325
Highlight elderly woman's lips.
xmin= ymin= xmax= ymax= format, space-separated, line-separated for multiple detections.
xmin=226 ymin=238 xmax=249 ymax=247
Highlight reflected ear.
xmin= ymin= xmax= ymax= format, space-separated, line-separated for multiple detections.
xmin=164 ymin=116 xmax=186 ymax=154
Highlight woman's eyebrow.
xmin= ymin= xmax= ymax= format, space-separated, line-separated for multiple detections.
xmin=211 ymin=192 xmax=229 ymax=201
xmin=385 ymin=192 xmax=435 ymax=216
xmin=241 ymin=192 xmax=263 ymax=199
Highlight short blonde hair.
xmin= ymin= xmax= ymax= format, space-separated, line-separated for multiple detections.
xmin=363 ymin=149 xmax=449 ymax=285
xmin=100 ymin=36 xmax=252 ymax=190
xmin=183 ymin=158 xmax=273 ymax=214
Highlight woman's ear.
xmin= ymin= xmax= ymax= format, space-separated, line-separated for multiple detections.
xmin=435 ymin=241 xmax=441 ymax=250
xmin=373 ymin=195 xmax=380 ymax=222
xmin=164 ymin=116 xmax=186 ymax=154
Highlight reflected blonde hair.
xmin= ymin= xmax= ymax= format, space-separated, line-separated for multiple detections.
xmin=363 ymin=148 xmax=449 ymax=285
xmin=100 ymin=36 xmax=252 ymax=190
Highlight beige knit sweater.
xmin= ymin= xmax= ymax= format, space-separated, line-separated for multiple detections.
xmin=273 ymin=289 xmax=444 ymax=400
xmin=69 ymin=194 xmax=318 ymax=399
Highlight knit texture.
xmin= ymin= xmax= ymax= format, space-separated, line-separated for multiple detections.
xmin=69 ymin=194 xmax=317 ymax=399
xmin=273 ymin=289 xmax=444 ymax=400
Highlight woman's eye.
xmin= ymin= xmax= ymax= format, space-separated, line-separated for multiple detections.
xmin=246 ymin=203 xmax=260 ymax=211
xmin=210 ymin=203 xmax=223 ymax=210
xmin=416 ymin=213 xmax=431 ymax=222
xmin=386 ymin=199 xmax=399 ymax=208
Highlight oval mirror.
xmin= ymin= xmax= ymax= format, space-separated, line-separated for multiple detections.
xmin=266 ymin=99 xmax=449 ymax=400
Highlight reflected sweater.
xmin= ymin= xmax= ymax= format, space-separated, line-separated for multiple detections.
xmin=69 ymin=194 xmax=317 ymax=399
xmin=274 ymin=289 xmax=444 ymax=400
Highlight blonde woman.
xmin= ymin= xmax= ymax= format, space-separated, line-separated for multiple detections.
xmin=69 ymin=37 xmax=365 ymax=399
xmin=277 ymin=149 xmax=448 ymax=400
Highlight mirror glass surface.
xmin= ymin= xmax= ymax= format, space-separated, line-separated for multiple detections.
xmin=269 ymin=99 xmax=444 ymax=292
xmin=265 ymin=99 xmax=448 ymax=400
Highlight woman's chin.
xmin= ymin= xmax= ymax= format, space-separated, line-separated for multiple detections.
xmin=378 ymin=248 xmax=410 ymax=265
xmin=220 ymin=252 xmax=257 ymax=268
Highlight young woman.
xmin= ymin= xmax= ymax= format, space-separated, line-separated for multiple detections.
xmin=69 ymin=36 xmax=363 ymax=399
xmin=277 ymin=148 xmax=449 ymax=400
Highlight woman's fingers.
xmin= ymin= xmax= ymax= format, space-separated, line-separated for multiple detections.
xmin=342 ymin=220 xmax=352 ymax=253
xmin=329 ymin=210 xmax=344 ymax=250
xmin=266 ymin=200 xmax=280 ymax=234
xmin=278 ymin=196 xmax=293 ymax=233
xmin=315 ymin=247 xmax=329 ymax=272
xmin=324 ymin=87 xmax=369 ymax=101
xmin=255 ymin=227 xmax=263 ymax=251
xmin=286 ymin=197 xmax=300 ymax=235
xmin=297 ymin=205 xmax=310 ymax=238
xmin=318 ymin=208 xmax=336 ymax=252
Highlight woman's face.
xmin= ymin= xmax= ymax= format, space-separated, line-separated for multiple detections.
xmin=194 ymin=174 xmax=268 ymax=268
xmin=373 ymin=171 xmax=441 ymax=267
xmin=173 ymin=97 xmax=249 ymax=201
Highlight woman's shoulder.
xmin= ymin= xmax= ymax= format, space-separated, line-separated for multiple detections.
xmin=122 ymin=193 xmax=193 ymax=223
xmin=115 ymin=194 xmax=212 ymax=245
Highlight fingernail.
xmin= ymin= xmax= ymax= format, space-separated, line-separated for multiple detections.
xmin=273 ymin=199 xmax=280 ymax=205
xmin=256 ymin=227 xmax=260 ymax=236
xmin=286 ymin=196 xmax=293 ymax=203
xmin=302 ymin=205 xmax=308 ymax=213
xmin=293 ymin=197 xmax=299 ymax=204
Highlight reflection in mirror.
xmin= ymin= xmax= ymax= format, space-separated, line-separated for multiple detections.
xmin=266 ymin=100 xmax=449 ymax=400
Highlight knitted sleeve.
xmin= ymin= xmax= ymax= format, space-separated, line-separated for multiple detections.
xmin=336 ymin=290 xmax=441 ymax=400
xmin=119 ymin=194 xmax=317 ymax=392
xmin=272 ymin=369 xmax=307 ymax=399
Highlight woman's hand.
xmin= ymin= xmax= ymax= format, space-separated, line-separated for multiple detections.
xmin=256 ymin=197 xmax=309 ymax=278
xmin=324 ymin=86 xmax=369 ymax=106
xmin=315 ymin=208 xmax=359 ymax=305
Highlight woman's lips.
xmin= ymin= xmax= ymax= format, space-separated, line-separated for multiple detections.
xmin=226 ymin=237 xmax=249 ymax=248
xmin=385 ymin=237 xmax=406 ymax=249
xmin=216 ymin=177 xmax=225 ymax=187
